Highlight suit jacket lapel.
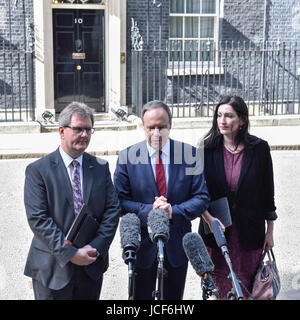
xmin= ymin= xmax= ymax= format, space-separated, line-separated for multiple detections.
xmin=82 ymin=153 xmax=94 ymax=204
xmin=214 ymin=145 xmax=230 ymax=194
xmin=167 ymin=139 xmax=179 ymax=199
xmin=237 ymin=146 xmax=254 ymax=190
xmin=50 ymin=148 xmax=74 ymax=210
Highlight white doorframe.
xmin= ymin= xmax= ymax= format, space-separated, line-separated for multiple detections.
xmin=32 ymin=0 xmax=126 ymax=118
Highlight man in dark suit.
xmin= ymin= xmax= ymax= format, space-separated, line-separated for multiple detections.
xmin=114 ymin=100 xmax=210 ymax=300
xmin=24 ymin=101 xmax=120 ymax=300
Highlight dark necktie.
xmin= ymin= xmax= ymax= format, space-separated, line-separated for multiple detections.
xmin=71 ymin=160 xmax=83 ymax=216
xmin=155 ymin=150 xmax=166 ymax=197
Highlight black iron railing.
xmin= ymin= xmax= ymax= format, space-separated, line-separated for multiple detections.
xmin=0 ymin=0 xmax=35 ymax=122
xmin=131 ymin=40 xmax=300 ymax=118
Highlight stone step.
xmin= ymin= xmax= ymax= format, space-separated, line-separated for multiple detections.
xmin=93 ymin=113 xmax=112 ymax=121
xmin=52 ymin=112 xmax=111 ymax=122
xmin=41 ymin=120 xmax=138 ymax=133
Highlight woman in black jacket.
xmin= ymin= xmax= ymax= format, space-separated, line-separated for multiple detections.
xmin=199 ymin=95 xmax=277 ymax=299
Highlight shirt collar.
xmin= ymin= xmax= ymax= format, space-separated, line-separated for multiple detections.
xmin=146 ymin=138 xmax=170 ymax=158
xmin=59 ymin=146 xmax=83 ymax=168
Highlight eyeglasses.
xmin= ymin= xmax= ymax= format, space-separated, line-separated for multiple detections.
xmin=64 ymin=125 xmax=95 ymax=135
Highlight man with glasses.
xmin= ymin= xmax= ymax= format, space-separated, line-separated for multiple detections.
xmin=24 ymin=101 xmax=120 ymax=300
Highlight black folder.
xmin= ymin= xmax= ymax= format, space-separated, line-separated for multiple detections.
xmin=65 ymin=204 xmax=99 ymax=248
xmin=203 ymin=197 xmax=232 ymax=234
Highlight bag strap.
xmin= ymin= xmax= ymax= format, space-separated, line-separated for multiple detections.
xmin=259 ymin=249 xmax=268 ymax=265
xmin=269 ymin=249 xmax=276 ymax=262
xmin=246 ymin=249 xmax=275 ymax=300
xmin=239 ymin=279 xmax=255 ymax=300
xmin=227 ymin=250 xmax=277 ymax=300
xmin=263 ymin=249 xmax=276 ymax=264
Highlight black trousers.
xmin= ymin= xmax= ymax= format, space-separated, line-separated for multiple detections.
xmin=133 ymin=255 xmax=188 ymax=300
xmin=32 ymin=266 xmax=103 ymax=300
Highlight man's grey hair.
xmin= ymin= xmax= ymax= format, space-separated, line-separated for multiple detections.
xmin=58 ymin=101 xmax=94 ymax=127
xmin=142 ymin=100 xmax=172 ymax=124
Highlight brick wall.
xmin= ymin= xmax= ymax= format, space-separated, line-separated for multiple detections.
xmin=1 ymin=0 xmax=299 ymax=117
xmin=0 ymin=0 xmax=34 ymax=49
xmin=267 ymin=0 xmax=300 ymax=42
xmin=222 ymin=0 xmax=265 ymax=43
xmin=222 ymin=0 xmax=300 ymax=44
xmin=126 ymin=0 xmax=170 ymax=107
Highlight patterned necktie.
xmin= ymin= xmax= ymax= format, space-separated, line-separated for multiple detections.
xmin=71 ymin=160 xmax=83 ymax=216
xmin=155 ymin=150 xmax=167 ymax=197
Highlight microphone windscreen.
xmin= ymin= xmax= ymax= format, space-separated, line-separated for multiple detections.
xmin=211 ymin=220 xmax=227 ymax=248
xmin=120 ymin=213 xmax=141 ymax=250
xmin=147 ymin=209 xmax=170 ymax=243
xmin=182 ymin=232 xmax=214 ymax=276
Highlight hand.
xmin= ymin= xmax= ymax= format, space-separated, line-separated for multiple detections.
xmin=263 ymin=231 xmax=274 ymax=251
xmin=153 ymin=196 xmax=167 ymax=209
xmin=263 ymin=220 xmax=274 ymax=251
xmin=70 ymin=245 xmax=98 ymax=266
xmin=153 ymin=196 xmax=172 ymax=220
xmin=83 ymin=244 xmax=99 ymax=257
xmin=209 ymin=217 xmax=225 ymax=233
xmin=201 ymin=210 xmax=225 ymax=233
xmin=158 ymin=202 xmax=172 ymax=220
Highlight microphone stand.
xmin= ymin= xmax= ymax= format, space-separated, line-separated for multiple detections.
xmin=211 ymin=221 xmax=243 ymax=300
xmin=122 ymin=246 xmax=137 ymax=300
xmin=220 ymin=247 xmax=244 ymax=300
xmin=153 ymin=239 xmax=165 ymax=300
xmin=201 ymin=273 xmax=220 ymax=300
xmin=128 ymin=261 xmax=134 ymax=300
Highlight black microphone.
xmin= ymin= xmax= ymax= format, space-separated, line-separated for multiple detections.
xmin=148 ymin=209 xmax=170 ymax=264
xmin=211 ymin=220 xmax=228 ymax=254
xmin=148 ymin=209 xmax=170 ymax=300
xmin=147 ymin=209 xmax=170 ymax=243
xmin=211 ymin=220 xmax=243 ymax=300
xmin=182 ymin=232 xmax=219 ymax=300
xmin=120 ymin=213 xmax=141 ymax=300
xmin=120 ymin=213 xmax=141 ymax=265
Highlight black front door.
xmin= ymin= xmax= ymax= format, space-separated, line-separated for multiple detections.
xmin=53 ymin=9 xmax=105 ymax=113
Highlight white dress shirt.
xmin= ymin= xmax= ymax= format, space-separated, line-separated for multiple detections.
xmin=146 ymin=138 xmax=170 ymax=188
xmin=59 ymin=146 xmax=83 ymax=196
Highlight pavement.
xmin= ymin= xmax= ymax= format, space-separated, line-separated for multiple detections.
xmin=0 ymin=116 xmax=299 ymax=300
xmin=0 ymin=115 xmax=300 ymax=159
